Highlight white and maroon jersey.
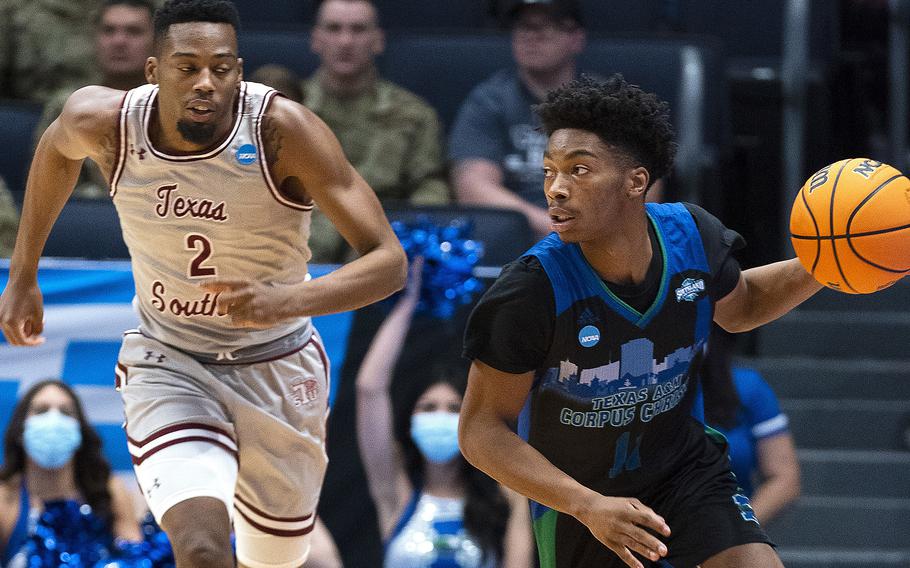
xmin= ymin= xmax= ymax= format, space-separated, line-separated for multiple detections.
xmin=111 ymin=81 xmax=313 ymax=355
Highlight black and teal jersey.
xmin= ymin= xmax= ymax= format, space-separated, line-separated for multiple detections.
xmin=465 ymin=202 xmax=747 ymax=567
xmin=520 ymin=202 xmax=713 ymax=495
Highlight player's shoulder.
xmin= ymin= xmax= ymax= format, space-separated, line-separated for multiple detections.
xmin=489 ymin=255 xmax=550 ymax=295
xmin=64 ymin=85 xmax=124 ymax=115
xmin=59 ymin=85 xmax=124 ymax=131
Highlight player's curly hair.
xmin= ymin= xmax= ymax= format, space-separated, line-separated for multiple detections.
xmin=535 ymin=74 xmax=677 ymax=187
xmin=154 ymin=0 xmax=240 ymax=47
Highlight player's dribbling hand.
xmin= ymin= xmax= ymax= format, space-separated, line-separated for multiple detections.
xmin=579 ymin=495 xmax=671 ymax=568
xmin=201 ymin=280 xmax=292 ymax=329
xmin=0 ymin=281 xmax=46 ymax=346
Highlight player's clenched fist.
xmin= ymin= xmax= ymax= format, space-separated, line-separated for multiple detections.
xmin=0 ymin=280 xmax=46 ymax=346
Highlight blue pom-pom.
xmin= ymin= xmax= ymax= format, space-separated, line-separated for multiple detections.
xmin=25 ymin=500 xmax=112 ymax=567
xmin=392 ymin=216 xmax=486 ymax=319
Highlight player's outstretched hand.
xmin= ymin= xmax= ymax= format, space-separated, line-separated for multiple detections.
xmin=0 ymin=281 xmax=46 ymax=346
xmin=578 ymin=495 xmax=671 ymax=568
xmin=201 ymin=279 xmax=293 ymax=329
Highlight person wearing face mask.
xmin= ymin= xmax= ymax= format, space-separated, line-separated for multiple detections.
xmin=0 ymin=380 xmax=142 ymax=565
xmin=355 ymin=259 xmax=535 ymax=568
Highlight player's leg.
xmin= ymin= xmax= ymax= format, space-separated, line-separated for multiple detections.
xmin=135 ymin=440 xmax=239 ymax=568
xmin=654 ymin=428 xmax=774 ymax=568
xmin=224 ymin=333 xmax=331 ymax=568
xmin=162 ymin=497 xmax=233 ymax=568
xmin=118 ymin=332 xmax=240 ymax=567
xmin=700 ymin=542 xmax=783 ymax=568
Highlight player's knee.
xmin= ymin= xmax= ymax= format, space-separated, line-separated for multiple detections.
xmin=175 ymin=533 xmax=234 ymax=568
xmin=163 ymin=496 xmax=234 ymax=568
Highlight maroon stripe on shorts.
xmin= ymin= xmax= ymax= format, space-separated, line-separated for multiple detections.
xmin=127 ymin=422 xmax=234 ymax=447
xmin=130 ymin=436 xmax=239 ymax=466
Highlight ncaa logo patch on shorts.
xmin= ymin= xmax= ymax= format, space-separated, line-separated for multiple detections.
xmin=235 ymin=143 xmax=257 ymax=165
xmin=578 ymin=325 xmax=600 ymax=348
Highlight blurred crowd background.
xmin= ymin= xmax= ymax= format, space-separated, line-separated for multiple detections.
xmin=0 ymin=1 xmax=908 ymax=567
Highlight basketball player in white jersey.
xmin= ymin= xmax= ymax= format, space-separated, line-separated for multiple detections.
xmin=0 ymin=1 xmax=407 ymax=566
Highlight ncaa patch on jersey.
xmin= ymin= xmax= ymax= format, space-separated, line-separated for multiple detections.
xmin=235 ymin=143 xmax=257 ymax=165
xmin=578 ymin=325 xmax=600 ymax=348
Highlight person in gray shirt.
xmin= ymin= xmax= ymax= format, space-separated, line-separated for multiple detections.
xmin=448 ymin=0 xmax=586 ymax=238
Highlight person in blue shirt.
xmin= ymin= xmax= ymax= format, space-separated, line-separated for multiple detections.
xmin=697 ymin=325 xmax=801 ymax=524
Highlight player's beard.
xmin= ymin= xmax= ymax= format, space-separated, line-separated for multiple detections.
xmin=176 ymin=119 xmax=218 ymax=145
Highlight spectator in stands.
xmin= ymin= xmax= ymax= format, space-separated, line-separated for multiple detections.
xmin=250 ymin=64 xmax=304 ymax=103
xmin=0 ymin=380 xmax=142 ymax=564
xmin=33 ymin=0 xmax=156 ymax=200
xmin=0 ymin=0 xmax=98 ymax=103
xmin=699 ymin=325 xmax=801 ymax=524
xmin=357 ymin=260 xmax=535 ymax=567
xmin=448 ymin=0 xmax=586 ymax=238
xmin=0 ymin=176 xmax=18 ymax=258
xmin=304 ymin=0 xmax=451 ymax=263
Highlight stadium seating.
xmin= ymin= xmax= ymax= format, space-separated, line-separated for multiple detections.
xmin=380 ymin=33 xmax=513 ymax=129
xmin=753 ymin=280 xmax=910 ymax=566
xmin=0 ymin=101 xmax=42 ymax=197
xmin=43 ymin=199 xmax=129 ymax=259
xmin=233 ymin=0 xmax=314 ymax=30
xmin=238 ymin=30 xmax=319 ymax=78
xmin=378 ymin=0 xmax=496 ymax=30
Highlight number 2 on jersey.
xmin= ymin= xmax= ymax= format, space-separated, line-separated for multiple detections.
xmin=186 ymin=234 xmax=217 ymax=278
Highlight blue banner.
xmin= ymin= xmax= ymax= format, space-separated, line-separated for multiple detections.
xmin=0 ymin=259 xmax=353 ymax=471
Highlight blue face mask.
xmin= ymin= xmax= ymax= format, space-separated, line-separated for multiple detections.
xmin=411 ymin=411 xmax=461 ymax=464
xmin=23 ymin=409 xmax=82 ymax=470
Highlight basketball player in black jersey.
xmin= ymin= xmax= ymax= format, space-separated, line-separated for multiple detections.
xmin=459 ymin=76 xmax=823 ymax=567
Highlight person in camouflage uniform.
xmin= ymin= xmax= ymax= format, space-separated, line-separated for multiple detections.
xmin=303 ymin=0 xmax=450 ymax=264
xmin=0 ymin=0 xmax=98 ymax=103
xmin=33 ymin=0 xmax=155 ymax=199
xmin=0 ymin=176 xmax=19 ymax=258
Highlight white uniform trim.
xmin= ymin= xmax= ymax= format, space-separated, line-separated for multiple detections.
xmin=752 ymin=414 xmax=789 ymax=439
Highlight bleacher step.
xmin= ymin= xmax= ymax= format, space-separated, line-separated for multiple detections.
xmin=799 ymin=278 xmax=910 ymax=312
xmin=743 ymin=357 xmax=910 ymax=400
xmin=758 ymin=311 xmax=910 ymax=359
xmin=797 ymin=449 xmax=910 ymax=498
xmin=767 ymin=496 xmax=910 ymax=548
xmin=777 ymin=548 xmax=910 ymax=567
xmin=782 ymin=399 xmax=909 ymax=451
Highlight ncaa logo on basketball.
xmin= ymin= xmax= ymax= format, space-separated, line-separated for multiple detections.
xmin=578 ymin=325 xmax=600 ymax=348
xmin=235 ymin=143 xmax=257 ymax=165
xmin=675 ymin=278 xmax=705 ymax=302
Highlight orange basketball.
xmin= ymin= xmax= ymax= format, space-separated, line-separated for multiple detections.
xmin=790 ymin=158 xmax=910 ymax=294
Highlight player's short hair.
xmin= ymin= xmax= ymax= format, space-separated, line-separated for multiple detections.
xmin=96 ymin=0 xmax=156 ymax=26
xmin=535 ymin=74 xmax=677 ymax=185
xmin=153 ymin=0 xmax=240 ymax=49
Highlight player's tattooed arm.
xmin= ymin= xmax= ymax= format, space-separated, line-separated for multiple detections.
xmin=261 ymin=112 xmax=283 ymax=173
xmin=91 ymin=122 xmax=120 ymax=180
